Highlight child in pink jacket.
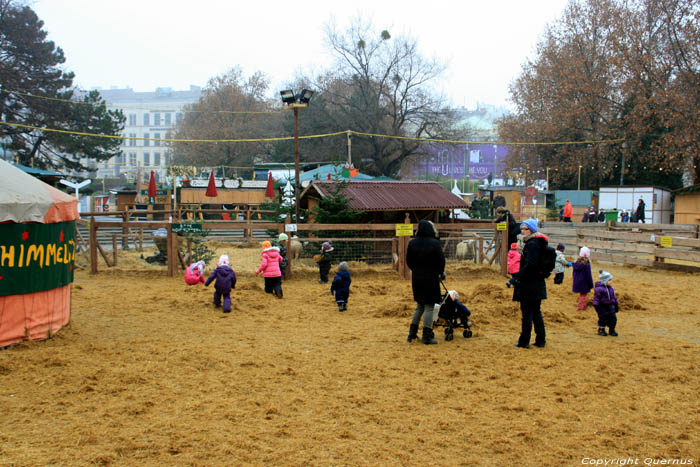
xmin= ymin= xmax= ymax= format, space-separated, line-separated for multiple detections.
xmin=255 ymin=240 xmax=283 ymax=298
xmin=507 ymin=243 xmax=521 ymax=275
xmin=184 ymin=260 xmax=206 ymax=285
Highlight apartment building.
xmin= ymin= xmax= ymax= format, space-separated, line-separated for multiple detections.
xmin=93 ymin=85 xmax=201 ymax=182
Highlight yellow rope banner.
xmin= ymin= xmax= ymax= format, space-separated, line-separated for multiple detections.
xmin=0 ymin=120 xmax=624 ymax=146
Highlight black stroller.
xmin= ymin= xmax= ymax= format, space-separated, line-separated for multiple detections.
xmin=433 ymin=282 xmax=473 ymax=341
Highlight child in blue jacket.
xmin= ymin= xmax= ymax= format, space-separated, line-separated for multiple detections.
xmin=330 ymin=261 xmax=351 ymax=312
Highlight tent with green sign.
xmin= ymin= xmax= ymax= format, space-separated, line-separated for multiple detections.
xmin=0 ymin=160 xmax=78 ymax=347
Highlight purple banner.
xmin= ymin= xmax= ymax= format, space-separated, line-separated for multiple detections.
xmin=401 ymin=143 xmax=508 ymax=180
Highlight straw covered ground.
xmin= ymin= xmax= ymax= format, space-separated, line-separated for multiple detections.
xmin=1 ymin=242 xmax=699 ymax=466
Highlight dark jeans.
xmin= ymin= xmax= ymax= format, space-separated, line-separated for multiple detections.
xmin=518 ymin=299 xmax=546 ymax=347
xmin=264 ymin=276 xmax=282 ymax=294
xmin=553 ymin=272 xmax=564 ymax=284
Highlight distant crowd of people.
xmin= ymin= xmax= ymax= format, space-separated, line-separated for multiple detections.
xmin=559 ymin=198 xmax=646 ymax=223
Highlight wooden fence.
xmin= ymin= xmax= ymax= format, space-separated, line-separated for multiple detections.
xmin=82 ymin=212 xmax=510 ymax=279
xmin=542 ymin=221 xmax=700 ymax=272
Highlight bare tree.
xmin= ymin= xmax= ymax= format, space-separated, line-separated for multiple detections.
xmin=171 ymin=67 xmax=280 ymax=170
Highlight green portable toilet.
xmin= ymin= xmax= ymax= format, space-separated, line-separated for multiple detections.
xmin=605 ymin=210 xmax=618 ymax=222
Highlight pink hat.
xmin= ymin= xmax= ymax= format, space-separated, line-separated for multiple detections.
xmin=510 ymin=243 xmax=518 ymax=250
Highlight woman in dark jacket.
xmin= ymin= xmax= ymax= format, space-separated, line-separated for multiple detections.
xmin=406 ymin=220 xmax=445 ymax=345
xmin=508 ymin=219 xmax=547 ymax=348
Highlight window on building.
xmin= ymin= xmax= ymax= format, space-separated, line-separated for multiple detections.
xmin=143 ymin=113 xmax=150 ymax=126
xmin=154 ymin=152 xmax=161 ymax=166
xmin=143 ymin=133 xmax=149 ymax=147
xmin=165 ymin=154 xmax=170 ymax=165
xmin=129 ymin=153 xmax=136 ymax=165
xmin=143 ymin=153 xmax=150 ymax=166
xmin=154 ymin=132 xmax=160 ymax=146
xmin=154 ymin=112 xmax=161 ymax=125
xmin=165 ymin=113 xmax=171 ymax=125
xmin=129 ymin=114 xmax=137 ymax=125
xmin=176 ymin=112 xmax=183 ymax=123
xmin=129 ymin=133 xmax=137 ymax=146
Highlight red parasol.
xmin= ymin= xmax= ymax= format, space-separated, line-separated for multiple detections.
xmin=205 ymin=171 xmax=218 ymax=197
xmin=147 ymin=170 xmax=157 ymax=198
xmin=265 ymin=171 xmax=275 ymax=198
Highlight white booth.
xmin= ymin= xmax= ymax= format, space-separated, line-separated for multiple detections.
xmin=599 ymin=186 xmax=672 ymax=224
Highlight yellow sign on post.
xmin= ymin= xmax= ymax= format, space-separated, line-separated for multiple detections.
xmin=395 ymin=224 xmax=414 ymax=236
xmin=497 ymin=222 xmax=507 ymax=231
xmin=660 ymin=236 xmax=673 ymax=247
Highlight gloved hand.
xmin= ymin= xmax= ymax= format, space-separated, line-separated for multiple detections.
xmin=440 ymin=272 xmax=446 ymax=280
xmin=331 ymin=290 xmax=335 ymax=296
xmin=567 ymin=262 xmax=573 ymax=267
xmin=506 ymin=281 xmax=512 ymax=288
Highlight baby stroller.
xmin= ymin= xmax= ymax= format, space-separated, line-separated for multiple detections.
xmin=433 ymin=282 xmax=473 ymax=341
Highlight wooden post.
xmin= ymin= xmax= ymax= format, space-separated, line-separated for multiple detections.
xmin=112 ymin=235 xmax=118 ymax=266
xmin=499 ymin=231 xmax=508 ymax=277
xmin=398 ymin=234 xmax=410 ymax=280
xmin=500 ymin=224 xmax=509 ymax=277
xmin=121 ymin=211 xmax=129 ymax=250
xmin=139 ymin=226 xmax=143 ymax=252
xmin=90 ymin=217 xmax=98 ymax=274
xmin=166 ymin=224 xmax=175 ymax=277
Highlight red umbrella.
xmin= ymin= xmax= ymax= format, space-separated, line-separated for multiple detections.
xmin=205 ymin=171 xmax=218 ymax=197
xmin=265 ymin=171 xmax=275 ymax=198
xmin=147 ymin=170 xmax=157 ymax=198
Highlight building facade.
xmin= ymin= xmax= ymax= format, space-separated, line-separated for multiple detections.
xmin=92 ymin=86 xmax=201 ymax=182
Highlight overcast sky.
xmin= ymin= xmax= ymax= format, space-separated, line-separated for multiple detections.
xmin=33 ymin=0 xmax=569 ymax=110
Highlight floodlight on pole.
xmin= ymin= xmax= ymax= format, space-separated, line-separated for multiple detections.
xmin=280 ymin=89 xmax=314 ymax=223
xmin=60 ymin=179 xmax=91 ymax=213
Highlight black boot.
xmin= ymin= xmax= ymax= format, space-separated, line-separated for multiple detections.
xmin=407 ymin=324 xmax=419 ymax=342
xmin=608 ymin=328 xmax=618 ymax=336
xmin=421 ymin=327 xmax=438 ymax=345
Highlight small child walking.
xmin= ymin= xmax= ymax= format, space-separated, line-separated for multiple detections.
xmin=184 ymin=260 xmax=206 ymax=285
xmin=593 ymin=270 xmax=619 ymax=336
xmin=255 ymin=240 xmax=283 ymax=298
xmin=553 ymin=243 xmax=571 ymax=285
xmin=330 ymin=261 xmax=352 ymax=312
xmin=317 ymin=242 xmax=333 ymax=284
xmin=572 ymin=246 xmax=594 ymax=310
xmin=204 ymin=254 xmax=237 ymax=313
xmin=275 ymin=233 xmax=289 ymax=279
xmin=507 ymin=243 xmax=521 ymax=275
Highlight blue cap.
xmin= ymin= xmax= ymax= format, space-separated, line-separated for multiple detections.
xmin=521 ymin=218 xmax=538 ymax=233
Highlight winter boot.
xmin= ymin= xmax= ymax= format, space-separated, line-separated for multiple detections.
xmin=608 ymin=328 xmax=618 ymax=336
xmin=597 ymin=327 xmax=607 ymax=336
xmin=407 ymin=324 xmax=419 ymax=343
xmin=342 ymin=303 xmax=347 ymax=311
xmin=421 ymin=327 xmax=438 ymax=345
xmin=338 ymin=303 xmax=345 ymax=312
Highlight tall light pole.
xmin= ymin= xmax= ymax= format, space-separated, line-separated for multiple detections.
xmin=281 ymin=89 xmax=314 ymax=224
xmin=578 ymin=165 xmax=582 ymax=191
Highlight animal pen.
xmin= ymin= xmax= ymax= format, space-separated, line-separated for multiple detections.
xmin=82 ymin=209 xmax=509 ymax=278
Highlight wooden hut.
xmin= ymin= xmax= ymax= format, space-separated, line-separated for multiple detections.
xmin=298 ymin=180 xmax=469 ymax=224
xmin=672 ymin=184 xmax=700 ymax=225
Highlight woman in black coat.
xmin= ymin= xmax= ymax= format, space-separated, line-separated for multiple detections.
xmin=509 ymin=219 xmax=547 ymax=348
xmin=406 ymin=220 xmax=445 ymax=345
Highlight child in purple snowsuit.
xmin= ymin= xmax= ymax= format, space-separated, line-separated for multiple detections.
xmin=205 ymin=254 xmax=237 ymax=313
xmin=592 ymin=270 xmax=619 ymax=336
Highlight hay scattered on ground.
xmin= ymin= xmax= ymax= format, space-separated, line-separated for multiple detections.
xmin=1 ymin=244 xmax=699 ymax=465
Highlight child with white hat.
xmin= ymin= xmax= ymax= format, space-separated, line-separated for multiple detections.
xmin=592 ymin=270 xmax=619 ymax=336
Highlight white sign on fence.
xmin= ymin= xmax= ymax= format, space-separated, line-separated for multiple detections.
xmin=285 ymin=224 xmax=298 ymax=232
